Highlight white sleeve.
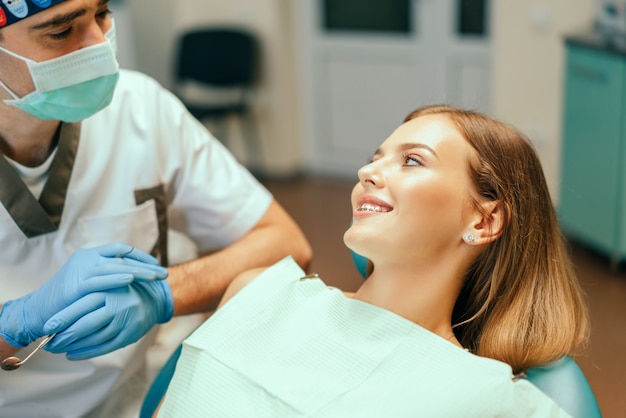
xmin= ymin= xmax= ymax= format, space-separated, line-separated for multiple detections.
xmin=110 ymin=70 xmax=273 ymax=253
xmin=164 ymin=109 xmax=272 ymax=251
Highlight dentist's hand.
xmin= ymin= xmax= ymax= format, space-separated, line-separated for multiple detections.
xmin=0 ymin=243 xmax=168 ymax=348
xmin=43 ymin=278 xmax=174 ymax=360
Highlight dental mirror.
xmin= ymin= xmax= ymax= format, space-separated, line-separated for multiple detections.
xmin=1 ymin=334 xmax=56 ymax=371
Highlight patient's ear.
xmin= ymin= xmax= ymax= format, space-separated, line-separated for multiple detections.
xmin=468 ymin=200 xmax=505 ymax=245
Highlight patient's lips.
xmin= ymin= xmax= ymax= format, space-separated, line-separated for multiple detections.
xmin=355 ymin=196 xmax=393 ymax=217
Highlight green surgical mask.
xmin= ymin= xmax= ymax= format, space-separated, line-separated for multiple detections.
xmin=0 ymin=23 xmax=119 ymax=122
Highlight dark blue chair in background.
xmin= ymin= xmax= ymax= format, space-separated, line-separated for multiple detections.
xmin=173 ymin=27 xmax=261 ymax=167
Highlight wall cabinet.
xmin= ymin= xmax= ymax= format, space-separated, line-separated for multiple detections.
xmin=559 ymin=35 xmax=626 ymax=267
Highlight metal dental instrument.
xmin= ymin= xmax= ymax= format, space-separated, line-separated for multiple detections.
xmin=1 ymin=333 xmax=56 ymax=371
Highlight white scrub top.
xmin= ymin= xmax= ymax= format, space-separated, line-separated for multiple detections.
xmin=0 ymin=69 xmax=272 ymax=417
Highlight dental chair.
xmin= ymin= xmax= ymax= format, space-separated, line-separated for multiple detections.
xmin=141 ymin=344 xmax=183 ymax=418
xmin=140 ymin=253 xmax=602 ymax=418
xmin=525 ymin=356 xmax=602 ymax=418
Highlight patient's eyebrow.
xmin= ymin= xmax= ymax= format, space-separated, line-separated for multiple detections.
xmin=397 ymin=142 xmax=438 ymax=158
xmin=373 ymin=142 xmax=439 ymax=159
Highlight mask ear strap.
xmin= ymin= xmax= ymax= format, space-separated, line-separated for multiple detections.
xmin=0 ymin=45 xmax=31 ymax=100
xmin=0 ymin=43 xmax=27 ymax=61
xmin=0 ymin=79 xmax=20 ymax=100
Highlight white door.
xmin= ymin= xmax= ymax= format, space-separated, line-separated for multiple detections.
xmin=295 ymin=0 xmax=492 ymax=178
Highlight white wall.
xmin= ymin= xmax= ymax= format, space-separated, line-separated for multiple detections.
xmin=109 ymin=0 xmax=138 ymax=70
xmin=128 ymin=0 xmax=301 ymax=177
xmin=491 ymin=0 xmax=595 ymax=204
xmin=126 ymin=1 xmax=598 ymax=188
xmin=128 ymin=0 xmax=175 ymax=89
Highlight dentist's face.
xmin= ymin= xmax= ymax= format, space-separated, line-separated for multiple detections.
xmin=0 ymin=0 xmax=112 ymax=97
xmin=344 ymin=114 xmax=478 ymax=267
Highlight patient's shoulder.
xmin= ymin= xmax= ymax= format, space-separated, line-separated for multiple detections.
xmin=217 ymin=267 xmax=267 ymax=309
xmin=233 ymin=267 xmax=267 ymax=292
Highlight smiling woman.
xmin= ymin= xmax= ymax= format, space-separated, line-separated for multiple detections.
xmin=156 ymin=105 xmax=590 ymax=417
xmin=347 ymin=105 xmax=589 ymax=374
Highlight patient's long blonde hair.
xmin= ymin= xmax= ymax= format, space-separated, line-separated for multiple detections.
xmin=404 ymin=105 xmax=590 ymax=374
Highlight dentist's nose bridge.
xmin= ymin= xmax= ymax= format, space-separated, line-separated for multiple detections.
xmin=79 ymin=20 xmax=109 ymax=49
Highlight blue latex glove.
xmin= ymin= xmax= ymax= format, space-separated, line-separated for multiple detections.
xmin=0 ymin=243 xmax=168 ymax=348
xmin=43 ymin=278 xmax=174 ymax=360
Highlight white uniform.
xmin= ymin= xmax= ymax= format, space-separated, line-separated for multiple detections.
xmin=0 ymin=70 xmax=272 ymax=417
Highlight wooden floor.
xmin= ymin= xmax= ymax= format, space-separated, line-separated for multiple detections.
xmin=264 ymin=175 xmax=626 ymax=418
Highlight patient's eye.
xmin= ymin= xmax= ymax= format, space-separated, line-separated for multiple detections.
xmin=402 ymin=153 xmax=423 ymax=166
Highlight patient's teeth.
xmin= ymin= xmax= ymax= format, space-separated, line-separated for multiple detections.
xmin=358 ymin=203 xmax=387 ymax=212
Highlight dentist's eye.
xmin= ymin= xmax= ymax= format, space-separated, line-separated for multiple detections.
xmin=49 ymin=27 xmax=73 ymax=40
xmin=96 ymin=8 xmax=112 ymax=20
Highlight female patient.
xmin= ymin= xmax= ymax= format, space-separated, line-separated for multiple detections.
xmin=157 ymin=105 xmax=589 ymax=417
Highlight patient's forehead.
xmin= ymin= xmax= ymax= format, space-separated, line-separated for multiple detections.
xmin=382 ymin=114 xmax=471 ymax=157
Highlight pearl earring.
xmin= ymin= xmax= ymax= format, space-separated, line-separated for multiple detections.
xmin=463 ymin=233 xmax=475 ymax=244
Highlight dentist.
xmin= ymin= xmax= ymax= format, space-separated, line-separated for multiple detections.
xmin=0 ymin=1 xmax=311 ymax=417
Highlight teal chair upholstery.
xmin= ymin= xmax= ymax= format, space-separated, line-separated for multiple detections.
xmin=525 ymin=356 xmax=601 ymax=418
xmin=351 ymin=248 xmax=370 ymax=279
xmin=140 ymin=253 xmax=602 ymax=418
xmin=140 ymin=345 xmax=182 ymax=418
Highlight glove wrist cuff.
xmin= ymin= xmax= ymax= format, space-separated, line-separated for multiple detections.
xmin=0 ymin=299 xmax=36 ymax=348
xmin=157 ymin=280 xmax=174 ymax=324
xmin=0 ymin=332 xmax=28 ymax=348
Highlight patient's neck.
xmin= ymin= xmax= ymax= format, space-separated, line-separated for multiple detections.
xmin=353 ymin=261 xmax=464 ymax=344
